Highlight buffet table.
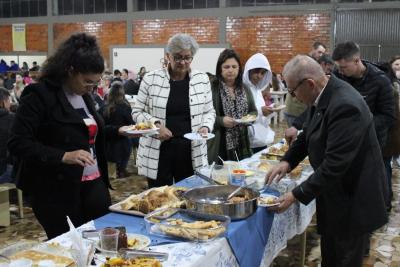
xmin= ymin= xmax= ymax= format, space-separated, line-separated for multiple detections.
xmin=12 ymin=147 xmax=315 ymax=267
xmin=90 ymin=147 xmax=315 ymax=267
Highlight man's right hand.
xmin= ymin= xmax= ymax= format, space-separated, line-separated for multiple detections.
xmin=285 ymin=126 xmax=298 ymax=145
xmin=223 ymin=116 xmax=237 ymax=128
xmin=265 ymin=161 xmax=290 ymax=185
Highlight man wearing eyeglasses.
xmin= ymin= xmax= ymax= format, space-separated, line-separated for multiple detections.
xmin=266 ymin=55 xmax=388 ymax=267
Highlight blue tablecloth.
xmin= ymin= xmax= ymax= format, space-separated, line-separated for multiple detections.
xmin=94 ymin=176 xmax=278 ymax=267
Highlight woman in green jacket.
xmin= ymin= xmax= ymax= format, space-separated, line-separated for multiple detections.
xmin=208 ymin=49 xmax=257 ymax=164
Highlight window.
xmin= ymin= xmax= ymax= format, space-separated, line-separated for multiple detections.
xmin=54 ymin=0 xmax=126 ymax=15
xmin=95 ymin=0 xmax=105 ymax=13
xmin=158 ymin=0 xmax=169 ymax=9
xmin=135 ymin=0 xmax=220 ymax=11
xmin=74 ymin=0 xmax=84 ymax=13
xmin=207 ymin=0 xmax=219 ymax=7
xmin=63 ymin=0 xmax=73 ymax=15
xmin=226 ymin=0 xmax=241 ymax=7
xmin=146 ymin=0 xmax=156 ymax=10
xmin=170 ymin=0 xmax=181 ymax=9
xmin=116 ymin=0 xmax=127 ymax=11
xmin=182 ymin=0 xmax=194 ymax=9
xmin=84 ymin=0 xmax=95 ymax=13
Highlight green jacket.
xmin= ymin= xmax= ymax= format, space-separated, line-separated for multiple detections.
xmin=207 ymin=80 xmax=257 ymax=164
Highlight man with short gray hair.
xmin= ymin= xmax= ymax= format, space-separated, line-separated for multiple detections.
xmin=266 ymin=55 xmax=388 ymax=267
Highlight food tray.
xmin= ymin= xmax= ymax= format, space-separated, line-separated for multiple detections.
xmin=144 ymin=208 xmax=230 ymax=242
xmin=109 ymin=186 xmax=186 ymax=217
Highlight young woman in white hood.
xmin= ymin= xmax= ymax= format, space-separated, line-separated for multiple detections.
xmin=243 ymin=53 xmax=275 ymax=153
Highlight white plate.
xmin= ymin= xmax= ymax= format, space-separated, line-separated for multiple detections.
xmin=258 ymin=194 xmax=279 ymax=207
xmin=184 ymin=132 xmax=215 ymax=141
xmin=126 ymin=233 xmax=151 ymax=249
xmin=124 ymin=128 xmax=159 ymax=135
xmin=269 ymin=104 xmax=286 ymax=112
xmin=95 ymin=233 xmax=151 ymax=253
xmin=234 ymin=117 xmax=257 ymax=124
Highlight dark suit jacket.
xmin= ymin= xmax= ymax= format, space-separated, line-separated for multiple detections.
xmin=282 ymin=75 xmax=388 ymax=237
xmin=8 ymin=81 xmax=111 ymax=199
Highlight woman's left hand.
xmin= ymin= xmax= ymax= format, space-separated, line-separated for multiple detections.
xmin=198 ymin=127 xmax=209 ymax=134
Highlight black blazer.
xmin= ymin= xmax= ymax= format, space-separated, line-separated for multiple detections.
xmin=8 ymin=81 xmax=111 ymax=197
xmin=334 ymin=61 xmax=395 ymax=148
xmin=282 ymin=76 xmax=388 ymax=237
xmin=100 ymin=102 xmax=134 ymax=163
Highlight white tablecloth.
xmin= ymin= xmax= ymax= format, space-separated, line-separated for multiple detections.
xmin=47 ymin=148 xmax=315 ymax=267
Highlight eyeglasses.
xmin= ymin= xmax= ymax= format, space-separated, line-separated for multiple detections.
xmin=173 ymin=56 xmax=193 ymax=63
xmin=83 ymin=79 xmax=100 ymax=88
xmin=288 ymin=78 xmax=309 ymax=97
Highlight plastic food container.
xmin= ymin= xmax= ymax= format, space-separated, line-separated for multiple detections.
xmin=144 ymin=208 xmax=230 ymax=242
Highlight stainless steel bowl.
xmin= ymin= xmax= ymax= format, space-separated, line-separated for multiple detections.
xmin=183 ymin=185 xmax=260 ymax=220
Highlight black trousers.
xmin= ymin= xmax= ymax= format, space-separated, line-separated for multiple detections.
xmin=148 ymin=138 xmax=193 ymax=188
xmin=321 ymin=232 xmax=368 ymax=267
xmin=31 ymin=178 xmax=111 ymax=239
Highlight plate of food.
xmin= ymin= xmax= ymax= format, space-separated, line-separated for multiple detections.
xmin=234 ymin=114 xmax=257 ymax=124
xmin=126 ymin=233 xmax=151 ymax=250
xmin=123 ymin=121 xmax=159 ymax=135
xmin=184 ymin=132 xmax=215 ymax=141
xmin=101 ymin=257 xmax=163 ymax=267
xmin=258 ymin=193 xmax=280 ymax=207
xmin=267 ymin=103 xmax=286 ymax=112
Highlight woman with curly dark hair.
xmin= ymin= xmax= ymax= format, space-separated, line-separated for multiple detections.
xmin=8 ymin=33 xmax=113 ymax=238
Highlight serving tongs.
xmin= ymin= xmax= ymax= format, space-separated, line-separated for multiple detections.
xmin=118 ymin=248 xmax=169 ymax=261
xmin=194 ymin=170 xmax=224 ymax=185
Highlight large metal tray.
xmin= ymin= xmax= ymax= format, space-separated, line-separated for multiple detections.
xmin=144 ymin=208 xmax=230 ymax=242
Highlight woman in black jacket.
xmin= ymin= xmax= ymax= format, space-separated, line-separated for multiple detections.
xmin=0 ymin=88 xmax=14 ymax=183
xmin=8 ymin=33 xmax=113 ymax=239
xmin=101 ymin=82 xmax=134 ymax=178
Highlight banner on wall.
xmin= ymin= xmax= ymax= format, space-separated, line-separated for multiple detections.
xmin=12 ymin=23 xmax=26 ymax=51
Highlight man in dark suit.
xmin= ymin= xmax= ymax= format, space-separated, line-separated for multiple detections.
xmin=266 ymin=55 xmax=388 ymax=267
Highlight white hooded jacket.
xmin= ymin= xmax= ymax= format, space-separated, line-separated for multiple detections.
xmin=243 ymin=53 xmax=275 ymax=148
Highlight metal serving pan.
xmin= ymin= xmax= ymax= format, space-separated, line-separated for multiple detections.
xmin=183 ymin=185 xmax=260 ymax=220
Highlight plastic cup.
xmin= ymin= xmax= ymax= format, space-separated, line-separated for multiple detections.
xmin=100 ymin=228 xmax=119 ymax=252
xmin=230 ymin=169 xmax=246 ymax=186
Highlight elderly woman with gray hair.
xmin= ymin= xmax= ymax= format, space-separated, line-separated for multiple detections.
xmin=132 ymin=33 xmax=216 ymax=187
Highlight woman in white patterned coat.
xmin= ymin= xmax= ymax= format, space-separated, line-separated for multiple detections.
xmin=132 ymin=33 xmax=215 ymax=187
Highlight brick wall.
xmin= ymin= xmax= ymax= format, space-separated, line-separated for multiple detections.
xmin=53 ymin=21 xmax=127 ymax=65
xmin=0 ymin=14 xmax=331 ymax=73
xmin=0 ymin=25 xmax=12 ymax=52
xmin=226 ymin=14 xmax=331 ymax=73
xmin=133 ymin=18 xmax=220 ymax=44
xmin=26 ymin=24 xmax=48 ymax=52
xmin=0 ymin=24 xmax=48 ymax=52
